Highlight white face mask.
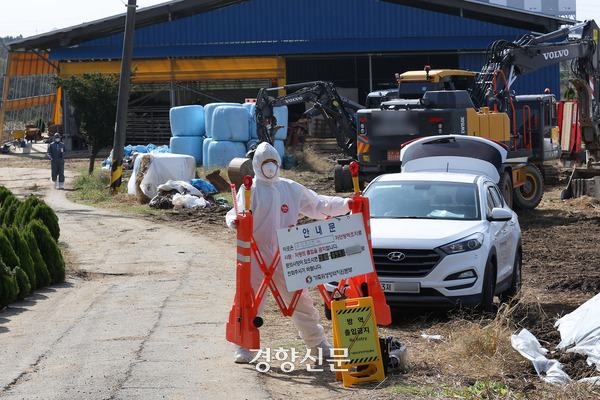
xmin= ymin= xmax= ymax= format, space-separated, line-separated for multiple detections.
xmin=261 ymin=162 xmax=278 ymax=179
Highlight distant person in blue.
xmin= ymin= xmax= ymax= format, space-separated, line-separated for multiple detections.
xmin=47 ymin=133 xmax=66 ymax=189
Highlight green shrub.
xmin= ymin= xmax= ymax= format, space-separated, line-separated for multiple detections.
xmin=0 ymin=186 xmax=12 ymax=206
xmin=30 ymin=204 xmax=60 ymax=241
xmin=13 ymin=266 xmax=30 ymax=300
xmin=0 ymin=194 xmax=18 ymax=224
xmin=0 ymin=231 xmax=20 ymax=269
xmin=3 ymin=200 xmax=19 ymax=226
xmin=26 ymin=220 xmax=64 ymax=284
xmin=3 ymin=226 xmax=36 ymax=290
xmin=0 ymin=258 xmax=18 ymax=308
xmin=14 ymin=197 xmax=60 ymax=241
xmin=23 ymin=230 xmax=51 ymax=288
xmin=14 ymin=196 xmax=43 ymax=227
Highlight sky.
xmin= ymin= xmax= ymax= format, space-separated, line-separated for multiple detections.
xmin=0 ymin=0 xmax=599 ymax=38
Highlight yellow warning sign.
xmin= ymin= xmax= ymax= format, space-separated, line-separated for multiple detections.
xmin=331 ymin=296 xmax=385 ymax=386
xmin=336 ymin=306 xmax=379 ymax=364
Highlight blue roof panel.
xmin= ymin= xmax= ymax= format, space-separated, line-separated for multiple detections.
xmin=49 ymin=0 xmax=530 ymax=60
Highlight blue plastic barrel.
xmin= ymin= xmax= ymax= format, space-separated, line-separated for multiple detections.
xmin=206 ymin=140 xmax=247 ymax=168
xmin=169 ymin=105 xmax=206 ymax=137
xmin=204 ymin=102 xmax=243 ymax=137
xmin=170 ymin=136 xmax=204 ymax=164
xmin=211 ymin=106 xmax=251 ymax=142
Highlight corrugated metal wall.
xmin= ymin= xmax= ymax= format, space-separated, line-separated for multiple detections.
xmin=49 ymin=0 xmax=560 ymax=97
xmin=50 ymin=0 xmax=529 ymax=59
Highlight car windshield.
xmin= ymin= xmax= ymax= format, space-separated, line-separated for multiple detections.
xmin=366 ymin=181 xmax=481 ymax=220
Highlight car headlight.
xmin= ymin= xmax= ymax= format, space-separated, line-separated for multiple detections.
xmin=439 ymin=233 xmax=484 ymax=254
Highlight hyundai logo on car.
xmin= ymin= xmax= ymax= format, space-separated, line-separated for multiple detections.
xmin=388 ymin=251 xmax=406 ymax=262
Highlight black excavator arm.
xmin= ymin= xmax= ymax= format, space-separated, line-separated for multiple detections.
xmin=253 ymin=81 xmax=363 ymax=156
xmin=472 ymin=20 xmax=600 ymax=155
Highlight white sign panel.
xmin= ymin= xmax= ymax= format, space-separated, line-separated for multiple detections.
xmin=276 ymin=213 xmax=374 ymax=291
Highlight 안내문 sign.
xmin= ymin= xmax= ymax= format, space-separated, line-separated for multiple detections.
xmin=276 ymin=213 xmax=374 ymax=291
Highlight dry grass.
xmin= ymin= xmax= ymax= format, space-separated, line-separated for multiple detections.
xmin=291 ymin=146 xmax=337 ymax=174
xmin=388 ymin=292 xmax=600 ymax=399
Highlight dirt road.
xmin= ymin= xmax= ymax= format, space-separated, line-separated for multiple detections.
xmin=0 ymin=167 xmax=269 ymax=399
xmin=2 ymin=145 xmax=600 ymax=399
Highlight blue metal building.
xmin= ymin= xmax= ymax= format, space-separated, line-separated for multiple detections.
xmin=4 ymin=0 xmax=572 ymax=143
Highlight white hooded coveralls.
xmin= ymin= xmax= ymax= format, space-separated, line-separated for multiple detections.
xmin=226 ymin=143 xmax=350 ymax=348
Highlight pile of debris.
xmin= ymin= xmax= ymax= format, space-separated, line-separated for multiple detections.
xmin=149 ymin=179 xmax=219 ymax=210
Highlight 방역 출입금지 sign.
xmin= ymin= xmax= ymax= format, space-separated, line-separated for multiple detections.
xmin=276 ymin=213 xmax=374 ymax=292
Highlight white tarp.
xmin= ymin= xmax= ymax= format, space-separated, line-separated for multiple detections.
xmin=510 ymin=329 xmax=571 ymax=385
xmin=127 ymin=153 xmax=196 ymax=199
xmin=511 ymin=292 xmax=600 ymax=386
xmin=555 ymin=292 xmax=600 ymax=372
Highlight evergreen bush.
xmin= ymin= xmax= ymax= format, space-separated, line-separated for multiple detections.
xmin=23 ymin=230 xmax=51 ymax=288
xmin=14 ymin=266 xmax=30 ymax=300
xmin=0 ymin=231 xmax=20 ymax=268
xmin=30 ymin=204 xmax=60 ymax=242
xmin=0 ymin=186 xmax=11 ymax=206
xmin=14 ymin=196 xmax=43 ymax=227
xmin=0 ymin=194 xmax=18 ymax=223
xmin=3 ymin=200 xmax=19 ymax=226
xmin=3 ymin=226 xmax=36 ymax=290
xmin=26 ymin=220 xmax=64 ymax=284
xmin=0 ymin=258 xmax=18 ymax=308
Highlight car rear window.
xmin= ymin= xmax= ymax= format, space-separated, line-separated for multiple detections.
xmin=366 ymin=181 xmax=480 ymax=220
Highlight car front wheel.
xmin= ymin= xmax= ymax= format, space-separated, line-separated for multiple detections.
xmin=477 ymin=259 xmax=496 ymax=314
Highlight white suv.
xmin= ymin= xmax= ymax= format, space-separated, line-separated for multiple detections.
xmin=365 ymin=171 xmax=521 ymax=311
xmin=327 ymin=135 xmax=522 ymax=312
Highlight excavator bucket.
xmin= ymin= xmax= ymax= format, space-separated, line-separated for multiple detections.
xmin=228 ymin=157 xmax=254 ymax=190
xmin=563 ymin=167 xmax=600 ymax=200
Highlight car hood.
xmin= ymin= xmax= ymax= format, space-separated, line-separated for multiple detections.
xmin=370 ymin=218 xmax=486 ymax=249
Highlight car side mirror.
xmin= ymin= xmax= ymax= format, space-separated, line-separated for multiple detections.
xmin=489 ymin=207 xmax=513 ymax=221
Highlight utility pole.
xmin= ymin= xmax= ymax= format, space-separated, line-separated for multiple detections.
xmin=110 ymin=0 xmax=137 ymax=192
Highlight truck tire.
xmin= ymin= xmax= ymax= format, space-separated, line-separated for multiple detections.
xmin=498 ymin=171 xmax=513 ymax=209
xmin=341 ymin=165 xmax=353 ymax=192
xmin=513 ymin=164 xmax=543 ymax=210
xmin=334 ymin=165 xmax=343 ymax=192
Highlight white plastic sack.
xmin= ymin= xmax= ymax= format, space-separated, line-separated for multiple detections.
xmin=134 ymin=153 xmax=196 ymax=199
xmin=511 ymin=329 xmax=571 ymax=386
xmin=157 ymin=180 xmax=203 ymax=197
xmin=555 ymin=292 xmax=600 ymax=372
xmin=172 ymin=193 xmax=208 ymax=209
xmin=555 ymin=292 xmax=600 ymax=349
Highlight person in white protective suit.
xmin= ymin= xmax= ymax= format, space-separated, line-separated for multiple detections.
xmin=225 ymin=142 xmax=352 ymax=364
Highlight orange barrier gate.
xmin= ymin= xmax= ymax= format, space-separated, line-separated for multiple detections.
xmin=226 ymin=162 xmax=391 ymax=350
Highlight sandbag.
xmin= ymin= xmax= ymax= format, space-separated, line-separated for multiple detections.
xmin=206 ymin=140 xmax=247 ymax=168
xmin=274 ymin=139 xmax=285 ymax=159
xmin=170 ymin=105 xmax=206 ymax=136
xmin=204 ymin=102 xmax=243 ymax=137
xmin=170 ymin=136 xmax=204 ymax=164
xmin=243 ymin=102 xmax=258 ymax=139
xmin=211 ymin=106 xmax=250 ymax=142
xmin=273 ymin=106 xmax=289 ymax=140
